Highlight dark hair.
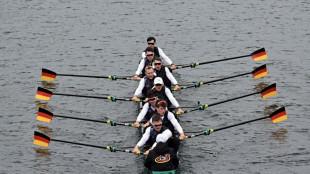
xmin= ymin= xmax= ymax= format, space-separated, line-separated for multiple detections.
xmin=147 ymin=37 xmax=156 ymax=42
xmin=147 ymin=90 xmax=156 ymax=98
xmin=145 ymin=65 xmax=154 ymax=72
xmin=153 ymin=57 xmax=162 ymax=62
xmin=151 ymin=114 xmax=162 ymax=122
xmin=145 ymin=47 xmax=154 ymax=53
xmin=156 ymin=99 xmax=167 ymax=108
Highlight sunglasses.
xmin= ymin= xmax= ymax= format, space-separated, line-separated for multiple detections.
xmin=155 ymin=84 xmax=162 ymax=86
xmin=146 ymin=54 xmax=154 ymax=57
xmin=148 ymin=97 xmax=156 ymax=101
xmin=154 ymin=63 xmax=162 ymax=65
xmin=148 ymin=42 xmax=155 ymax=45
xmin=153 ymin=123 xmax=162 ymax=127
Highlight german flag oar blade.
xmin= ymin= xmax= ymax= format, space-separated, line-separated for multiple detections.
xmin=251 ymin=48 xmax=267 ymax=61
xmin=261 ymin=83 xmax=277 ymax=99
xmin=252 ymin=64 xmax=267 ymax=79
xmin=41 ymin=68 xmax=57 ymax=81
xmin=33 ymin=131 xmax=51 ymax=147
xmin=269 ymin=107 xmax=287 ymax=123
xmin=35 ymin=87 xmax=53 ymax=101
xmin=37 ymin=108 xmax=54 ymax=122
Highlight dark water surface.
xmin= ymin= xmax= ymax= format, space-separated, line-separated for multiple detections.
xmin=1 ymin=0 xmax=309 ymax=173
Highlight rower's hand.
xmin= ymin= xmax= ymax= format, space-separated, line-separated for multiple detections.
xmin=133 ymin=121 xmax=140 ymax=128
xmin=171 ymin=64 xmax=176 ymax=70
xmin=132 ymin=75 xmax=139 ymax=81
xmin=133 ymin=146 xmax=140 ymax=155
xmin=173 ymin=84 xmax=180 ymax=91
xmin=142 ymin=122 xmax=150 ymax=128
xmin=145 ymin=149 xmax=151 ymax=156
xmin=179 ymin=133 xmax=186 ymax=140
xmin=132 ymin=95 xmax=138 ymax=102
xmin=177 ymin=108 xmax=184 ymax=115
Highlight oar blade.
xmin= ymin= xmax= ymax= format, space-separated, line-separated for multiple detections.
xmin=35 ymin=87 xmax=53 ymax=101
xmin=261 ymin=83 xmax=277 ymax=99
xmin=252 ymin=64 xmax=267 ymax=79
xmin=33 ymin=131 xmax=51 ymax=147
xmin=251 ymin=48 xmax=267 ymax=61
xmin=37 ymin=108 xmax=53 ymax=123
xmin=41 ymin=68 xmax=57 ymax=81
xmin=269 ymin=107 xmax=287 ymax=123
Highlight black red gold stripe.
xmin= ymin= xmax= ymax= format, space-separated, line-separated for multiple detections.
xmin=35 ymin=87 xmax=53 ymax=100
xmin=37 ymin=108 xmax=53 ymax=122
xmin=41 ymin=68 xmax=57 ymax=81
xmin=33 ymin=131 xmax=51 ymax=147
xmin=252 ymin=64 xmax=267 ymax=79
xmin=251 ymin=48 xmax=267 ymax=61
xmin=270 ymin=107 xmax=287 ymax=123
xmin=261 ymin=83 xmax=277 ymax=99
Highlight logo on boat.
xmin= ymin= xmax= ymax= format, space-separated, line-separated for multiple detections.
xmin=155 ymin=154 xmax=170 ymax=163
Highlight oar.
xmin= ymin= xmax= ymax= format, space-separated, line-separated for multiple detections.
xmin=184 ymin=107 xmax=287 ymax=139
xmin=33 ymin=131 xmax=145 ymax=155
xmin=175 ymin=64 xmax=267 ymax=90
xmin=36 ymin=107 xmax=140 ymax=127
xmin=175 ymin=48 xmax=267 ymax=69
xmin=35 ymin=87 xmax=142 ymax=102
xmin=178 ymin=83 xmax=277 ymax=115
xmin=41 ymin=68 xmax=141 ymax=82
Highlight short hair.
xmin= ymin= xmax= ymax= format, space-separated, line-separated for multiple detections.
xmin=153 ymin=57 xmax=162 ymax=62
xmin=145 ymin=47 xmax=154 ymax=53
xmin=145 ymin=65 xmax=154 ymax=72
xmin=147 ymin=90 xmax=156 ymax=98
xmin=151 ymin=114 xmax=162 ymax=123
xmin=156 ymin=99 xmax=167 ymax=108
xmin=147 ymin=37 xmax=156 ymax=42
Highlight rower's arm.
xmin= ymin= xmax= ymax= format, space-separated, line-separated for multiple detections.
xmin=137 ymin=127 xmax=151 ymax=147
xmin=165 ymin=88 xmax=180 ymax=108
xmin=134 ymin=78 xmax=145 ymax=97
xmin=165 ymin=67 xmax=178 ymax=85
xmin=167 ymin=112 xmax=184 ymax=134
xmin=158 ymin=47 xmax=173 ymax=65
xmin=135 ymin=58 xmax=145 ymax=76
xmin=136 ymin=103 xmax=149 ymax=122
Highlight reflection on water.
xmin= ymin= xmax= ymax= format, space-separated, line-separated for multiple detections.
xmin=41 ymin=81 xmax=56 ymax=89
xmin=33 ymin=148 xmax=52 ymax=172
xmin=253 ymin=82 xmax=269 ymax=93
xmin=263 ymin=104 xmax=279 ymax=115
xmin=271 ymin=128 xmax=288 ymax=142
xmin=36 ymin=124 xmax=53 ymax=136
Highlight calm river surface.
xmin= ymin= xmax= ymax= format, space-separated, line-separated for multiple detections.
xmin=1 ymin=0 xmax=309 ymax=173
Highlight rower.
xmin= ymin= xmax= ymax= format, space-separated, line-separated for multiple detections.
xmin=132 ymin=66 xmax=155 ymax=102
xmin=133 ymin=114 xmax=173 ymax=155
xmin=133 ymin=47 xmax=154 ymax=80
xmin=142 ymin=37 xmax=176 ymax=70
xmin=153 ymin=57 xmax=180 ymax=91
xmin=152 ymin=77 xmax=183 ymax=115
xmin=144 ymin=134 xmax=179 ymax=174
xmin=149 ymin=99 xmax=186 ymax=143
xmin=133 ymin=90 xmax=158 ymax=128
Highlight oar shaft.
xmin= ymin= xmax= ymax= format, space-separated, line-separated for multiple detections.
xmin=54 ymin=114 xmax=108 ymax=124
xmin=58 ymin=74 xmax=110 ymax=78
xmin=52 ymin=139 xmax=107 ymax=149
xmin=214 ymin=116 xmax=269 ymax=132
xmin=53 ymin=93 xmax=130 ymax=101
xmin=58 ymin=73 xmax=132 ymax=79
xmin=180 ymin=72 xmax=251 ymax=89
xmin=177 ymin=55 xmax=250 ymax=69
xmin=208 ymin=92 xmax=260 ymax=107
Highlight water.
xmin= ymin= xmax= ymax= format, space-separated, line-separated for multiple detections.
xmin=1 ymin=0 xmax=309 ymax=173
